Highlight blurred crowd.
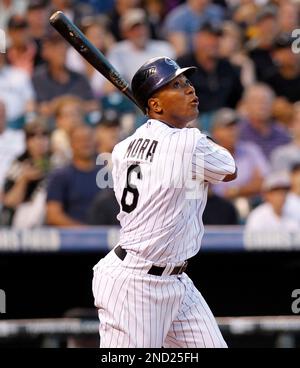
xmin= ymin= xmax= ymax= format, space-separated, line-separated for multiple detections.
xmin=0 ymin=0 xmax=299 ymax=231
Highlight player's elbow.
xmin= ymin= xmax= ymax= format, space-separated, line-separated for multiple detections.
xmin=223 ymin=167 xmax=238 ymax=182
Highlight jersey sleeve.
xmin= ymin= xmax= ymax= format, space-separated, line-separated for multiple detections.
xmin=192 ymin=134 xmax=236 ymax=184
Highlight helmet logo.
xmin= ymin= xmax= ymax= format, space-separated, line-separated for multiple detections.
xmin=143 ymin=66 xmax=156 ymax=80
xmin=164 ymin=58 xmax=179 ymax=70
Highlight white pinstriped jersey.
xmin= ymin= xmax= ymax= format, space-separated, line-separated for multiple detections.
xmin=112 ymin=119 xmax=236 ymax=264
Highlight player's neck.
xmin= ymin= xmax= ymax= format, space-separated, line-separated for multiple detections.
xmin=148 ymin=113 xmax=187 ymax=129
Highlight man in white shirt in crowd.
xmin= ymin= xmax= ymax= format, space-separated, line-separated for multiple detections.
xmin=284 ymin=163 xmax=300 ymax=224
xmin=245 ymin=171 xmax=298 ymax=232
xmin=0 ymin=0 xmax=27 ymax=30
xmin=0 ymin=100 xmax=25 ymax=201
xmin=0 ymin=53 xmax=35 ymax=126
xmin=105 ymin=8 xmax=175 ymax=94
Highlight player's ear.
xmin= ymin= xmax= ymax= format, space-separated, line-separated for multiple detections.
xmin=148 ymin=97 xmax=162 ymax=114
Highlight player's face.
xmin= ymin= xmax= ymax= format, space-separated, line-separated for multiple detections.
xmin=151 ymin=74 xmax=199 ymax=128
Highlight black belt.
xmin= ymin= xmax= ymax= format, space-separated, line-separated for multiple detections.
xmin=114 ymin=245 xmax=188 ymax=276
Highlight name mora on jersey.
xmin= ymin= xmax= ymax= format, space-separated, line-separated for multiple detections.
xmin=124 ymin=138 xmax=158 ymax=162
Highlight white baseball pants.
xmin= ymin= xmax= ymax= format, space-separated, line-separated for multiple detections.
xmin=92 ymin=249 xmax=227 ymax=348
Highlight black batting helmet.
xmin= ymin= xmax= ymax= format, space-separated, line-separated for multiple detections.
xmin=131 ymin=57 xmax=197 ymax=111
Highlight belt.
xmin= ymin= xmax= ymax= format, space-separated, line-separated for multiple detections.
xmin=114 ymin=245 xmax=188 ymax=276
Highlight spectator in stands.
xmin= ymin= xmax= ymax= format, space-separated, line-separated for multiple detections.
xmin=76 ymin=0 xmax=114 ymax=14
xmin=219 ymin=21 xmax=255 ymax=88
xmin=245 ymin=171 xmax=298 ymax=232
xmin=271 ymin=103 xmax=300 ymax=171
xmin=87 ymin=117 xmax=121 ymax=226
xmin=87 ymin=186 xmax=120 ymax=225
xmin=26 ymin=0 xmax=49 ymax=67
xmin=212 ymin=108 xmax=269 ymax=201
xmin=264 ymin=34 xmax=300 ymax=103
xmin=277 ymin=0 xmax=299 ymax=34
xmin=106 ymin=8 xmax=175 ymax=89
xmin=66 ymin=16 xmax=114 ymax=98
xmin=143 ymin=0 xmax=168 ymax=40
xmin=231 ymin=0 xmax=259 ymax=27
xmin=0 ymin=53 xmax=36 ymax=128
xmin=95 ymin=117 xmax=121 ymax=156
xmin=6 ymin=15 xmax=37 ymax=76
xmin=239 ymin=83 xmax=291 ymax=160
xmin=284 ymin=163 xmax=300 ymax=225
xmin=203 ymin=189 xmax=239 ymax=225
xmin=51 ymin=95 xmax=86 ymax=168
xmin=32 ymin=32 xmax=97 ymax=117
xmin=49 ymin=0 xmax=94 ymax=25
xmin=271 ymin=96 xmax=294 ymax=128
xmin=1 ymin=120 xmax=51 ymax=227
xmin=46 ymin=125 xmax=100 ymax=226
xmin=248 ymin=5 xmax=278 ymax=82
xmin=163 ymin=0 xmax=225 ymax=56
xmin=0 ymin=101 xmax=25 ymax=199
xmin=177 ymin=22 xmax=243 ymax=116
xmin=0 ymin=0 xmax=27 ymax=30
xmin=107 ymin=0 xmax=141 ymax=41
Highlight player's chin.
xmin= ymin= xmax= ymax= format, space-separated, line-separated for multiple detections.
xmin=187 ymin=105 xmax=199 ymax=121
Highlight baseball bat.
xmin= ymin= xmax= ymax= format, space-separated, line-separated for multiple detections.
xmin=49 ymin=11 xmax=143 ymax=112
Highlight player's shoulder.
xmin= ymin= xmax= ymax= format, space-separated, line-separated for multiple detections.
xmin=112 ymin=127 xmax=144 ymax=159
xmin=178 ymin=126 xmax=208 ymax=145
xmin=112 ymin=136 xmax=131 ymax=158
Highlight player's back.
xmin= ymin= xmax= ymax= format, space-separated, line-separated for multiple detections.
xmin=112 ymin=119 xmax=205 ymax=264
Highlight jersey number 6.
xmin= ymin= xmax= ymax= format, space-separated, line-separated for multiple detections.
xmin=121 ymin=164 xmax=142 ymax=213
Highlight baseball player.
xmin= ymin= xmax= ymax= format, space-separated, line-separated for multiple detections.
xmin=92 ymin=57 xmax=237 ymax=348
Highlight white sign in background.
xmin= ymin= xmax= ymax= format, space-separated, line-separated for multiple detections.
xmin=0 ymin=289 xmax=5 ymax=313
xmin=0 ymin=29 xmax=5 ymax=53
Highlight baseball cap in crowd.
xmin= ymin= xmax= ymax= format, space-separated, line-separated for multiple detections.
xmin=255 ymin=5 xmax=277 ymax=23
xmin=42 ymin=30 xmax=65 ymax=45
xmin=7 ymin=15 xmax=28 ymax=29
xmin=262 ymin=171 xmax=291 ymax=192
xmin=120 ymin=8 xmax=147 ymax=31
xmin=27 ymin=0 xmax=48 ymax=11
xmin=197 ymin=21 xmax=223 ymax=36
xmin=272 ymin=33 xmax=295 ymax=50
xmin=212 ymin=108 xmax=239 ymax=129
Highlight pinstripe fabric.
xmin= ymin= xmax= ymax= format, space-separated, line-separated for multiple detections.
xmin=111 ymin=119 xmax=236 ymax=264
xmin=93 ymin=250 xmax=227 ymax=348
xmin=92 ymin=119 xmax=235 ymax=348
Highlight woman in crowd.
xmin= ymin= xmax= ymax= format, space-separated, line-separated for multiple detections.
xmin=1 ymin=119 xmax=51 ymax=227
